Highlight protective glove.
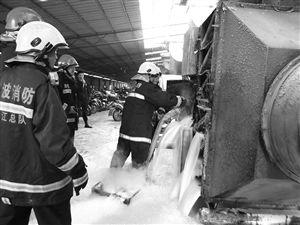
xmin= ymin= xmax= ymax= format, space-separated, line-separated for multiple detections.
xmin=157 ymin=107 xmax=166 ymax=121
xmin=74 ymin=177 xmax=88 ymax=196
xmin=157 ymin=107 xmax=166 ymax=115
xmin=71 ymin=154 xmax=88 ymax=196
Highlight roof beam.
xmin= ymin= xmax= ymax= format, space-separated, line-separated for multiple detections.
xmin=85 ymin=65 xmax=135 ymax=77
xmin=76 ymin=47 xmax=166 ymax=69
xmin=80 ymin=61 xmax=140 ymax=77
xmin=70 ymin=33 xmax=184 ymax=48
xmin=65 ymin=28 xmax=141 ymax=41
xmin=96 ymin=58 xmax=146 ymax=67
xmin=87 ymin=66 xmax=137 ymax=80
xmin=82 ymin=58 xmax=145 ymax=66
xmin=120 ymin=0 xmax=134 ymax=32
xmin=64 ymin=0 xmax=132 ymax=69
xmin=65 ymin=23 xmax=187 ymax=41
xmin=78 ymin=68 xmax=117 ymax=81
xmin=80 ymin=58 xmax=142 ymax=71
xmin=28 ymin=0 xmax=121 ymax=72
xmin=120 ymin=0 xmax=144 ymax=66
xmin=78 ymin=52 xmax=163 ymax=64
xmin=94 ymin=0 xmax=139 ymax=68
xmin=79 ymin=51 xmax=149 ymax=61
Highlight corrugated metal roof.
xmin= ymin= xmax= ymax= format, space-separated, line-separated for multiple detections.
xmin=0 ymin=0 xmax=154 ymax=81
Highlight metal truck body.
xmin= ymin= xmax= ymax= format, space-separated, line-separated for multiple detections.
xmin=186 ymin=0 xmax=300 ymax=210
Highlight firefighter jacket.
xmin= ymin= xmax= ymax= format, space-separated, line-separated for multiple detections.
xmin=0 ymin=62 xmax=88 ymax=206
xmin=57 ymin=70 xmax=79 ymax=131
xmin=119 ymin=81 xmax=181 ymax=144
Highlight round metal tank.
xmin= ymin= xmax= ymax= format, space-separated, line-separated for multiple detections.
xmin=262 ymin=56 xmax=300 ymax=183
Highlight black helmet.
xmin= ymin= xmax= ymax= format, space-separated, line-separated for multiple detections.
xmin=0 ymin=7 xmax=43 ymax=42
xmin=57 ymin=54 xmax=79 ymax=68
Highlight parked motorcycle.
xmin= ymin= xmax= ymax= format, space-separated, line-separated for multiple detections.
xmin=108 ymin=100 xmax=125 ymax=121
xmin=89 ymin=98 xmax=101 ymax=114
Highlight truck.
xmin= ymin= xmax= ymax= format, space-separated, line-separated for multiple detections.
xmin=185 ymin=0 xmax=300 ymax=215
xmin=159 ymin=0 xmax=300 ymax=219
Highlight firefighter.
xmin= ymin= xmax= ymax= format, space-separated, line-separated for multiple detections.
xmin=0 ymin=7 xmax=43 ymax=71
xmin=0 ymin=21 xmax=88 ymax=225
xmin=57 ymin=54 xmax=80 ymax=143
xmin=77 ymin=72 xmax=92 ymax=128
xmin=110 ymin=62 xmax=186 ymax=168
xmin=0 ymin=7 xmax=62 ymax=89
xmin=0 ymin=7 xmax=43 ymax=42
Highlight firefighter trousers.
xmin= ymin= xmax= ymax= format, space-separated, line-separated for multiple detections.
xmin=0 ymin=198 xmax=71 ymax=225
xmin=110 ymin=137 xmax=150 ymax=168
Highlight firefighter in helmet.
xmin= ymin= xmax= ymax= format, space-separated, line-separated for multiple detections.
xmin=57 ymin=54 xmax=80 ymax=142
xmin=0 ymin=7 xmax=43 ymax=42
xmin=0 ymin=6 xmax=61 ymax=87
xmin=110 ymin=62 xmax=186 ymax=168
xmin=0 ymin=7 xmax=43 ymax=72
xmin=0 ymin=21 xmax=88 ymax=225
